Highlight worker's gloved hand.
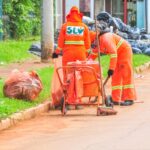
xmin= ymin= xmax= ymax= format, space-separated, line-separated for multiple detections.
xmin=52 ymin=52 xmax=58 ymax=59
xmin=107 ymin=69 xmax=114 ymax=77
xmin=91 ymin=43 xmax=97 ymax=49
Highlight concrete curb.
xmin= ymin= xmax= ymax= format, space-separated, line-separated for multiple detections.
xmin=134 ymin=62 xmax=150 ymax=74
xmin=0 ymin=62 xmax=150 ymax=132
xmin=0 ymin=101 xmax=53 ymax=131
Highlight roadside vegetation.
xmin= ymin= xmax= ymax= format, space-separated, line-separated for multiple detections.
xmin=0 ymin=36 xmax=40 ymax=64
xmin=0 ymin=40 xmax=150 ymax=119
xmin=0 ymin=39 xmax=54 ymax=119
xmin=0 ymin=40 xmax=33 ymax=64
xmin=133 ymin=54 xmax=150 ymax=67
xmin=3 ymin=1 xmax=41 ymax=39
xmin=101 ymin=54 xmax=150 ymax=76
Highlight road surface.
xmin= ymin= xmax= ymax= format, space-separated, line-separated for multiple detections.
xmin=0 ymin=70 xmax=150 ymax=150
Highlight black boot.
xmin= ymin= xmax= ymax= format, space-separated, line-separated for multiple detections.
xmin=112 ymin=101 xmax=125 ymax=105
xmin=113 ymin=101 xmax=119 ymax=105
xmin=105 ymin=95 xmax=114 ymax=107
xmin=120 ymin=100 xmax=134 ymax=106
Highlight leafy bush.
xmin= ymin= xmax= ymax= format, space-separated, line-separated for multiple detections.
xmin=2 ymin=0 xmax=41 ymax=39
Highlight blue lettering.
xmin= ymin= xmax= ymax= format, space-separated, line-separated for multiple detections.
xmin=66 ymin=26 xmax=84 ymax=35
xmin=73 ymin=27 xmax=78 ymax=34
xmin=78 ymin=28 xmax=84 ymax=34
xmin=67 ymin=27 xmax=72 ymax=34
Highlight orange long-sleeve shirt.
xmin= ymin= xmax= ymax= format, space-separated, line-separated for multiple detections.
xmin=56 ymin=7 xmax=91 ymax=55
xmin=88 ymin=32 xmax=132 ymax=70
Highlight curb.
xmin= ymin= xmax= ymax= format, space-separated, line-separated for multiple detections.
xmin=0 ymin=62 xmax=150 ymax=132
xmin=134 ymin=62 xmax=150 ymax=74
xmin=0 ymin=101 xmax=53 ymax=131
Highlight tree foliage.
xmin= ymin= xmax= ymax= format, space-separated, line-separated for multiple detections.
xmin=3 ymin=0 xmax=41 ymax=39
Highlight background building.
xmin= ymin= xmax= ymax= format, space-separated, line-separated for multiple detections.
xmin=96 ymin=0 xmax=147 ymax=29
xmin=147 ymin=0 xmax=150 ymax=33
xmin=55 ymin=0 xmax=149 ymax=33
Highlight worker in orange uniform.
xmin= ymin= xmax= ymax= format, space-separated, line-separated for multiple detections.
xmin=52 ymin=6 xmax=91 ymax=107
xmin=88 ymin=24 xmax=136 ymax=106
xmin=52 ymin=6 xmax=91 ymax=66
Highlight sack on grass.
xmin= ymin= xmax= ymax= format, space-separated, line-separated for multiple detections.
xmin=3 ymin=69 xmax=43 ymax=101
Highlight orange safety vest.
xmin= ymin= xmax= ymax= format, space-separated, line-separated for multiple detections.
xmin=89 ymin=32 xmax=127 ymax=70
xmin=56 ymin=7 xmax=91 ymax=55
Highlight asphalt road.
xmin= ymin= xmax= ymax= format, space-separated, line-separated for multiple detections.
xmin=0 ymin=70 xmax=150 ymax=150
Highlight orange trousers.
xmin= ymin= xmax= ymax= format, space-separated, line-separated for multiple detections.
xmin=62 ymin=46 xmax=86 ymax=80
xmin=62 ymin=46 xmax=86 ymax=103
xmin=111 ymin=60 xmax=136 ymax=102
xmin=62 ymin=47 xmax=86 ymax=66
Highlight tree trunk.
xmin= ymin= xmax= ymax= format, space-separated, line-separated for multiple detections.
xmin=0 ymin=0 xmax=3 ymax=40
xmin=41 ymin=0 xmax=54 ymax=62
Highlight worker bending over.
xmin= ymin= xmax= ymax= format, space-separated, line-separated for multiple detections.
xmin=88 ymin=24 xmax=136 ymax=106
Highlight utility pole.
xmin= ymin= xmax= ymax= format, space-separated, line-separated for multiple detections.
xmin=41 ymin=0 xmax=54 ymax=62
xmin=0 ymin=0 xmax=3 ymax=40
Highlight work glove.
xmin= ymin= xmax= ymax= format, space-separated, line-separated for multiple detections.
xmin=91 ymin=43 xmax=97 ymax=49
xmin=107 ymin=69 xmax=114 ymax=77
xmin=52 ymin=52 xmax=58 ymax=59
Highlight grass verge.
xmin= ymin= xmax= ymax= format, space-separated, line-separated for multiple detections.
xmin=101 ymin=54 xmax=150 ymax=76
xmin=0 ymin=40 xmax=35 ymax=64
xmin=133 ymin=54 xmax=150 ymax=67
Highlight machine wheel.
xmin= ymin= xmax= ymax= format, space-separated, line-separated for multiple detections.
xmin=60 ymin=97 xmax=67 ymax=115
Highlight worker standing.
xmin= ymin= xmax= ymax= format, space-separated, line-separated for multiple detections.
xmin=52 ymin=6 xmax=91 ymax=108
xmin=88 ymin=24 xmax=136 ymax=106
xmin=52 ymin=6 xmax=91 ymax=66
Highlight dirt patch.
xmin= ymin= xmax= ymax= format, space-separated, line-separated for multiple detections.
xmin=0 ymin=57 xmax=51 ymax=79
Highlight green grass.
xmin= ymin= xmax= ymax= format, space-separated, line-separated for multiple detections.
xmin=133 ymin=54 xmax=150 ymax=67
xmin=35 ymin=67 xmax=54 ymax=103
xmin=101 ymin=54 xmax=150 ymax=77
xmin=101 ymin=55 xmax=110 ymax=77
xmin=0 ymin=67 xmax=54 ymax=119
xmin=0 ymin=40 xmax=34 ymax=64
